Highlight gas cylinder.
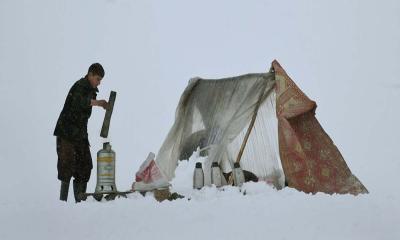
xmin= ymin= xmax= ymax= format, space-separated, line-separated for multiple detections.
xmin=211 ymin=162 xmax=223 ymax=187
xmin=232 ymin=162 xmax=245 ymax=187
xmin=95 ymin=142 xmax=117 ymax=193
xmin=193 ymin=162 xmax=204 ymax=190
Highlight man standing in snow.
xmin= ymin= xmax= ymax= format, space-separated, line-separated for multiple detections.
xmin=54 ymin=63 xmax=109 ymax=202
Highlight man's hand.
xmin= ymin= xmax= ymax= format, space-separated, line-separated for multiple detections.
xmin=98 ymin=100 xmax=109 ymax=110
xmin=91 ymin=99 xmax=109 ymax=110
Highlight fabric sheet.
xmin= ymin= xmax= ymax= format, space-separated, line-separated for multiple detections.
xmin=272 ymin=60 xmax=368 ymax=195
xmin=134 ymin=72 xmax=285 ymax=190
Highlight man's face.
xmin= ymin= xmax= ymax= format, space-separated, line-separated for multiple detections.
xmin=88 ymin=72 xmax=103 ymax=88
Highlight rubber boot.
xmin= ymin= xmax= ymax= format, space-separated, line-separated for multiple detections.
xmin=60 ymin=181 xmax=69 ymax=202
xmin=73 ymin=181 xmax=88 ymax=203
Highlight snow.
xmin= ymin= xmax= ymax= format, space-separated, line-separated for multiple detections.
xmin=1 ymin=169 xmax=399 ymax=240
xmin=1 ymin=152 xmax=399 ymax=240
xmin=1 ymin=0 xmax=400 ymax=239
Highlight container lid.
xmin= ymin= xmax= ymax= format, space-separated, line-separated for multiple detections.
xmin=103 ymin=142 xmax=111 ymax=150
xmin=195 ymin=162 xmax=202 ymax=168
xmin=211 ymin=162 xmax=219 ymax=167
xmin=234 ymin=162 xmax=241 ymax=168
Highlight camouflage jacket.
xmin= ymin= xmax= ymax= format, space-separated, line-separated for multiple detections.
xmin=54 ymin=77 xmax=98 ymax=143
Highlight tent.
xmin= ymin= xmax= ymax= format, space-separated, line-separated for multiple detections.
xmin=133 ymin=60 xmax=368 ymax=195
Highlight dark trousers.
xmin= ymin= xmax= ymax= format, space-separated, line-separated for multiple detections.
xmin=56 ymin=137 xmax=93 ymax=183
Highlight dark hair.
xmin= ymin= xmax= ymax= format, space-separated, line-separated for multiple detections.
xmin=88 ymin=63 xmax=105 ymax=78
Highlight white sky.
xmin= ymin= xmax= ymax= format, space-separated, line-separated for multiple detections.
xmin=0 ymin=0 xmax=399 ymax=202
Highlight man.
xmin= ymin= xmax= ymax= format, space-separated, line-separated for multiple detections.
xmin=54 ymin=63 xmax=109 ymax=202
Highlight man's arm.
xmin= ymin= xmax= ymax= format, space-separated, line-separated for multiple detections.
xmin=68 ymin=83 xmax=91 ymax=109
xmin=68 ymin=82 xmax=108 ymax=110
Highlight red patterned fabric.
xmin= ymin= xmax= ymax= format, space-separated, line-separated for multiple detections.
xmin=272 ymin=60 xmax=368 ymax=195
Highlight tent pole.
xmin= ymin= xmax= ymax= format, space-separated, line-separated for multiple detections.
xmin=234 ymin=93 xmax=264 ymax=164
xmin=228 ymin=76 xmax=274 ymax=185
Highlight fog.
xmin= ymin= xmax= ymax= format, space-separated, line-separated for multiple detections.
xmin=0 ymin=0 xmax=399 ymax=238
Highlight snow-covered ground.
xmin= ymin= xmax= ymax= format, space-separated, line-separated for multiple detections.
xmin=1 ymin=0 xmax=400 ymax=239
xmin=1 ymin=159 xmax=399 ymax=240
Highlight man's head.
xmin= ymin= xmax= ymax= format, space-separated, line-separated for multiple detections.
xmin=87 ymin=63 xmax=105 ymax=88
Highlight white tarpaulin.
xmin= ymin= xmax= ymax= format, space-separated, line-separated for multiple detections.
xmin=133 ymin=72 xmax=285 ymax=191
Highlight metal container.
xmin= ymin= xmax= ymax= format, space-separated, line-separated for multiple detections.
xmin=232 ymin=162 xmax=245 ymax=187
xmin=95 ymin=142 xmax=117 ymax=193
xmin=211 ymin=162 xmax=222 ymax=187
xmin=193 ymin=162 xmax=204 ymax=190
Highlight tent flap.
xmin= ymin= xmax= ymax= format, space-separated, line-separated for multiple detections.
xmin=272 ymin=60 xmax=368 ymax=195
